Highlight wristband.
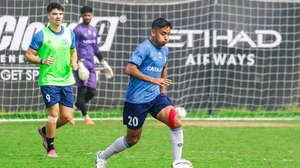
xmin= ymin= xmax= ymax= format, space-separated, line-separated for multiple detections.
xmin=40 ymin=59 xmax=43 ymax=64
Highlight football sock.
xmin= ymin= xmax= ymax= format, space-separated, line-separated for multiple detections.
xmin=84 ymin=114 xmax=90 ymax=120
xmin=47 ymin=137 xmax=55 ymax=152
xmin=170 ymin=127 xmax=183 ymax=160
xmin=100 ymin=136 xmax=129 ymax=160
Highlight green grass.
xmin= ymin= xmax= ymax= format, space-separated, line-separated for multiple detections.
xmin=1 ymin=106 xmax=300 ymax=120
xmin=0 ymin=120 xmax=300 ymax=167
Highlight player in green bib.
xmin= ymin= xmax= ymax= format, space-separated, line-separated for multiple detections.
xmin=25 ymin=2 xmax=78 ymax=157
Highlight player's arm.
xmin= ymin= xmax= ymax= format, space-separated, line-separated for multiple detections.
xmin=125 ymin=63 xmax=172 ymax=88
xmin=25 ymin=48 xmax=40 ymax=64
xmin=70 ymin=48 xmax=78 ymax=70
xmin=25 ymin=31 xmax=53 ymax=65
xmin=93 ymin=29 xmax=113 ymax=79
xmin=70 ymin=30 xmax=78 ymax=70
xmin=73 ymin=27 xmax=81 ymax=51
xmin=93 ymin=28 xmax=104 ymax=62
xmin=160 ymin=64 xmax=168 ymax=94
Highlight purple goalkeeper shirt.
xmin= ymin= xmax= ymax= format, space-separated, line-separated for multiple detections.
xmin=73 ymin=23 xmax=100 ymax=88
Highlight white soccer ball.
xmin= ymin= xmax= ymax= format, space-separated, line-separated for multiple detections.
xmin=175 ymin=106 xmax=187 ymax=118
xmin=172 ymin=159 xmax=193 ymax=168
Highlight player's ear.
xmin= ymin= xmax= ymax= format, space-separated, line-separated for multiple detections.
xmin=151 ymin=29 xmax=156 ymax=36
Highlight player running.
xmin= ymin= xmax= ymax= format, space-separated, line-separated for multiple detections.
xmin=70 ymin=6 xmax=113 ymax=125
xmin=94 ymin=18 xmax=184 ymax=167
xmin=24 ymin=2 xmax=78 ymax=157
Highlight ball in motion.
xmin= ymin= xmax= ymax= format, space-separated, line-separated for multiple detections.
xmin=172 ymin=159 xmax=193 ymax=168
xmin=175 ymin=106 xmax=187 ymax=118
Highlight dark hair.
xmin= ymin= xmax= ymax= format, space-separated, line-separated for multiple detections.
xmin=47 ymin=2 xmax=64 ymax=13
xmin=152 ymin=18 xmax=172 ymax=29
xmin=80 ymin=6 xmax=93 ymax=15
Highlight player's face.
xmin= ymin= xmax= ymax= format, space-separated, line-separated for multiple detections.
xmin=82 ymin=12 xmax=93 ymax=25
xmin=151 ymin=26 xmax=171 ymax=47
xmin=48 ymin=9 xmax=64 ymax=26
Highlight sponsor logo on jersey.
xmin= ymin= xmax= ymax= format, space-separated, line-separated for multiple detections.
xmin=147 ymin=66 xmax=162 ymax=72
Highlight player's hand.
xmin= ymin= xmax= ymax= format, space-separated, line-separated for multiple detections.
xmin=152 ymin=78 xmax=172 ymax=88
xmin=72 ymin=61 xmax=78 ymax=70
xmin=78 ymin=61 xmax=89 ymax=81
xmin=101 ymin=61 xmax=114 ymax=79
xmin=43 ymin=56 xmax=54 ymax=65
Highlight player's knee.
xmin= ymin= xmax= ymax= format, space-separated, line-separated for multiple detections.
xmin=58 ymin=113 xmax=73 ymax=122
xmin=125 ymin=135 xmax=141 ymax=147
xmin=89 ymin=89 xmax=97 ymax=98
xmin=75 ymin=99 xmax=85 ymax=109
xmin=85 ymin=88 xmax=96 ymax=101
xmin=169 ymin=108 xmax=182 ymax=129
xmin=64 ymin=115 xmax=73 ymax=122
xmin=174 ymin=116 xmax=182 ymax=128
xmin=47 ymin=116 xmax=58 ymax=123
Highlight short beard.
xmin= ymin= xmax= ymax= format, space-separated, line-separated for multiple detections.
xmin=83 ymin=19 xmax=90 ymax=25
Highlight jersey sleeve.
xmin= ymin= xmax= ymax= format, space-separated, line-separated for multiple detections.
xmin=70 ymin=29 xmax=76 ymax=49
xmin=73 ymin=27 xmax=81 ymax=50
xmin=29 ymin=31 xmax=43 ymax=51
xmin=129 ymin=45 xmax=148 ymax=67
xmin=93 ymin=28 xmax=101 ymax=55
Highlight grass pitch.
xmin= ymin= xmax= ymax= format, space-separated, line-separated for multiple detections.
xmin=0 ymin=120 xmax=299 ymax=168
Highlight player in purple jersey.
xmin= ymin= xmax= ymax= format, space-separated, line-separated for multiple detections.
xmin=95 ymin=18 xmax=184 ymax=168
xmin=70 ymin=6 xmax=113 ymax=125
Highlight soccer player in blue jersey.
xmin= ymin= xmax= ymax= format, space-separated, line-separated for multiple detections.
xmin=95 ymin=18 xmax=184 ymax=168
xmin=70 ymin=6 xmax=113 ymax=125
xmin=24 ymin=2 xmax=78 ymax=157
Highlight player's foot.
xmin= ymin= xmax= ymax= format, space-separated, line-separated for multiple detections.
xmin=69 ymin=119 xmax=76 ymax=125
xmin=95 ymin=151 xmax=107 ymax=168
xmin=84 ymin=119 xmax=94 ymax=125
xmin=46 ymin=149 xmax=58 ymax=157
xmin=38 ymin=126 xmax=47 ymax=149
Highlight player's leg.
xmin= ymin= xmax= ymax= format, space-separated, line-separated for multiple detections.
xmin=97 ymin=128 xmax=141 ymax=160
xmin=95 ymin=102 xmax=148 ymax=167
xmin=150 ymin=93 xmax=183 ymax=161
xmin=75 ymin=86 xmax=88 ymax=117
xmin=45 ymin=104 xmax=60 ymax=157
xmin=59 ymin=85 xmax=75 ymax=125
xmin=82 ymin=87 xmax=96 ymax=124
xmin=39 ymin=86 xmax=61 ymax=157
xmin=85 ymin=87 xmax=96 ymax=103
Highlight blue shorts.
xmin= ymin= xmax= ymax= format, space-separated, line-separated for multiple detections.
xmin=40 ymin=86 xmax=74 ymax=108
xmin=123 ymin=93 xmax=172 ymax=130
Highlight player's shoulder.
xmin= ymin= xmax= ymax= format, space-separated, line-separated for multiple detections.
xmin=73 ymin=23 xmax=82 ymax=32
xmin=63 ymin=25 xmax=72 ymax=31
xmin=138 ymin=39 xmax=152 ymax=48
xmin=33 ymin=29 xmax=44 ymax=38
xmin=161 ymin=45 xmax=169 ymax=52
xmin=134 ymin=40 xmax=150 ymax=51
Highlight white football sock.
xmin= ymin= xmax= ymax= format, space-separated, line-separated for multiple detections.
xmin=84 ymin=114 xmax=90 ymax=120
xmin=100 ymin=136 xmax=129 ymax=160
xmin=170 ymin=127 xmax=183 ymax=161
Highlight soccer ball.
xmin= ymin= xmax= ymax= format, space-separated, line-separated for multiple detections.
xmin=175 ymin=106 xmax=187 ymax=118
xmin=172 ymin=159 xmax=193 ymax=168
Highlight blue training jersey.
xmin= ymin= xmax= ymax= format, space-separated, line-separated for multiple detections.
xmin=125 ymin=39 xmax=169 ymax=104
